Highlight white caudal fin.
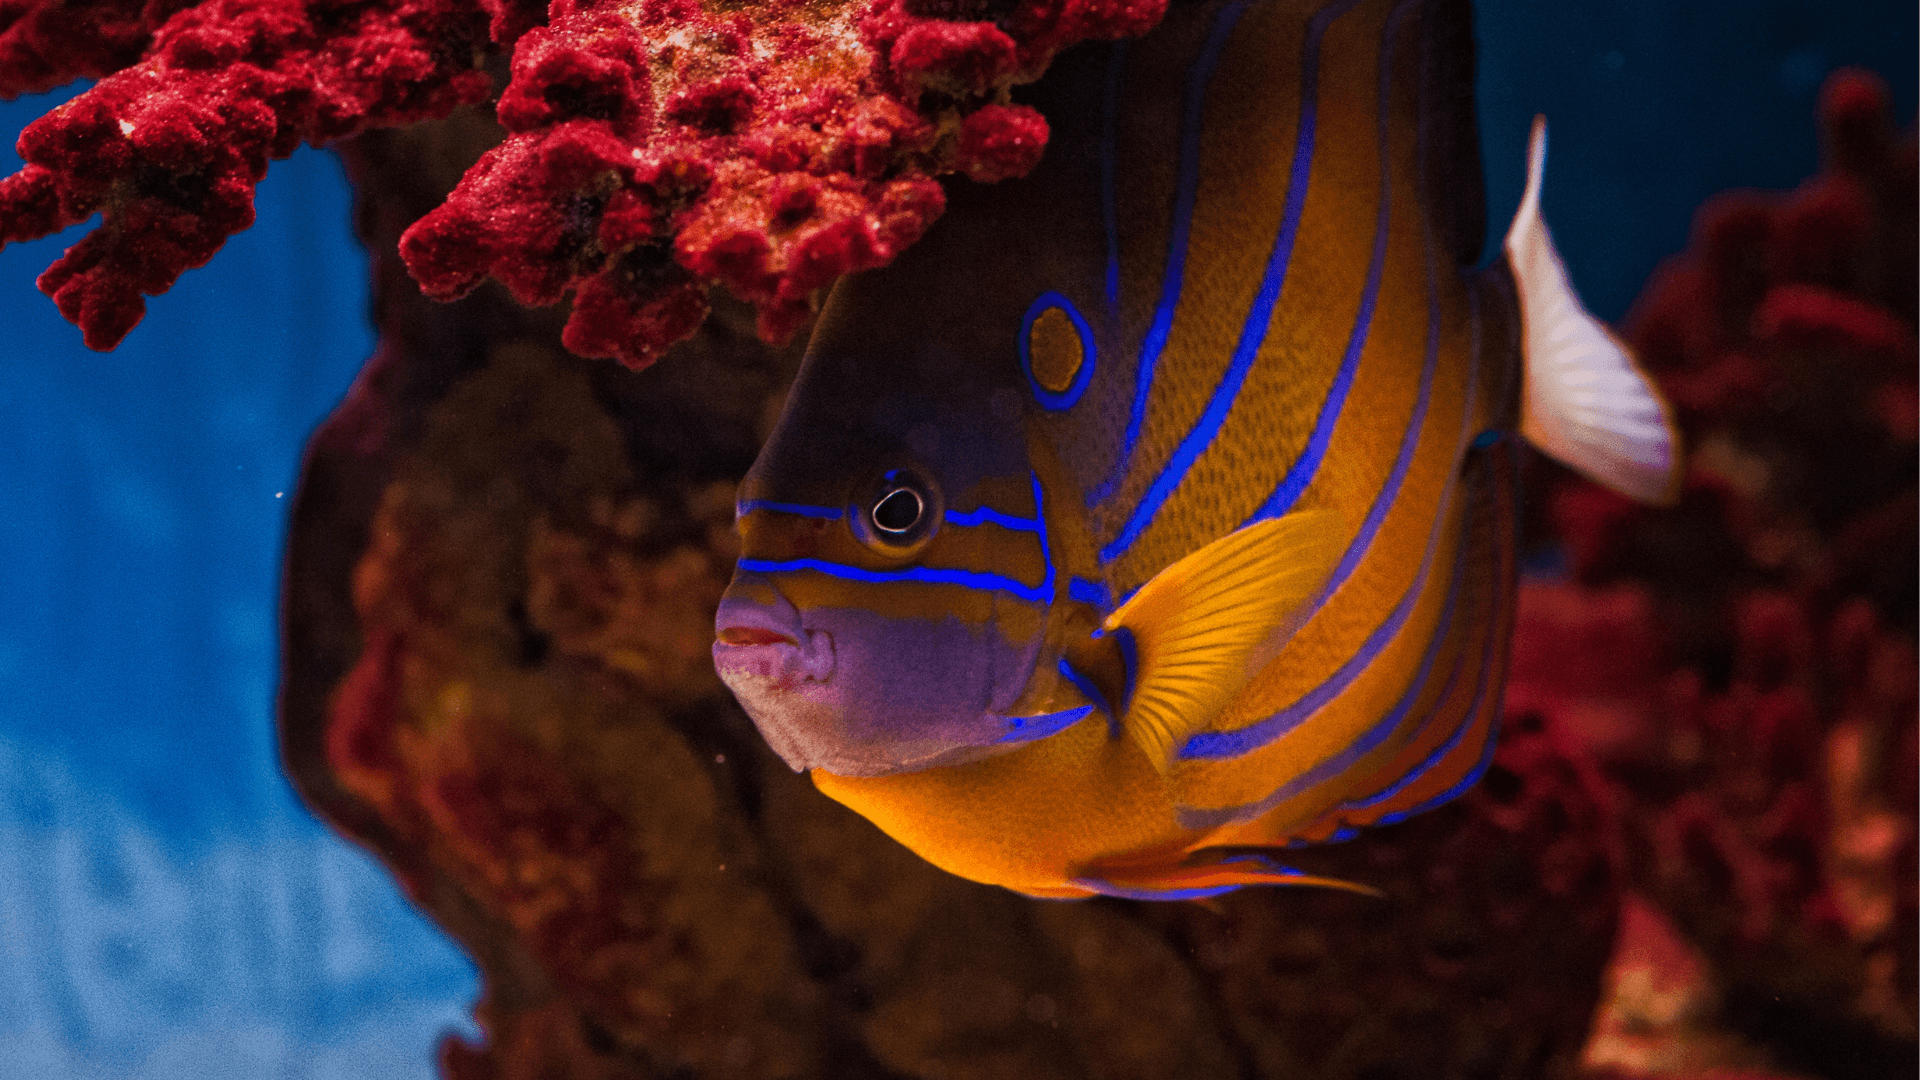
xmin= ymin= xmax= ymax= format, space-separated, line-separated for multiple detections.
xmin=1506 ymin=116 xmax=1681 ymax=505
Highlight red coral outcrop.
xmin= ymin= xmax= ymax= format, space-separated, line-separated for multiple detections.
xmin=2 ymin=0 xmax=1167 ymax=365
xmin=1516 ymin=70 xmax=1917 ymax=1068
xmin=0 ymin=0 xmax=502 ymax=348
xmin=400 ymin=0 xmax=1160 ymax=370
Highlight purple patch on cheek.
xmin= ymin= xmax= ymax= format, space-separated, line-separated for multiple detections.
xmin=715 ymin=598 xmax=1044 ymax=777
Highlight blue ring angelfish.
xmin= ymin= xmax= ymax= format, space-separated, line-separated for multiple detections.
xmin=1019 ymin=292 xmax=1096 ymax=411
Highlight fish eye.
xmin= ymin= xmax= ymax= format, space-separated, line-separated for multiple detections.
xmin=852 ymin=468 xmax=941 ymax=553
xmin=871 ymin=486 xmax=924 ymax=534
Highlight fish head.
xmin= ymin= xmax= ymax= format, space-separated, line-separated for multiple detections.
xmin=713 ymin=280 xmax=1077 ymax=777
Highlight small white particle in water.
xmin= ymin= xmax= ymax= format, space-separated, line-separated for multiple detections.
xmin=118 ymin=119 xmax=135 ymax=136
xmin=274 ymin=492 xmax=284 ymax=498
xmin=714 ymin=753 xmax=726 ymax=764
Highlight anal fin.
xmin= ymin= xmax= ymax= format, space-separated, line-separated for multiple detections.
xmin=1073 ymin=847 xmax=1382 ymax=901
xmin=1506 ymin=116 xmax=1681 ymax=505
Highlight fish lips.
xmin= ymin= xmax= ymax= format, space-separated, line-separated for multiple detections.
xmin=713 ymin=587 xmax=1043 ymax=777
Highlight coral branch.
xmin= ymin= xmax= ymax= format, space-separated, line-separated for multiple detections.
xmin=402 ymin=0 xmax=1163 ymax=370
xmin=3 ymin=0 xmax=1168 ymax=364
xmin=1 ymin=0 xmax=502 ymax=349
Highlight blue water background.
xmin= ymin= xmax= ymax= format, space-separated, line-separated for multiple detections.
xmin=0 ymin=3 xmax=1913 ymax=1076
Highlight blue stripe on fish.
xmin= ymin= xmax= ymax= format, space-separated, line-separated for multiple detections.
xmin=1111 ymin=625 xmax=1140 ymax=716
xmin=745 ymin=471 xmax=1058 ymax=603
xmin=1178 ymin=424 xmax=1462 ymax=760
xmin=1099 ymin=0 xmax=1366 ymax=564
xmin=947 ymin=504 xmax=1042 ymax=531
xmin=1282 ymin=34 xmax=1454 ymax=616
xmin=1281 ymin=189 xmax=1438 ymax=612
xmin=1332 ymin=121 xmax=1494 ymax=819
xmin=1068 ymin=576 xmax=1111 ymax=609
xmin=995 ymin=705 xmax=1095 ymax=744
xmin=1339 ymin=633 xmax=1482 ymax=812
xmin=737 ymin=557 xmax=1049 ymax=602
xmin=1092 ymin=0 xmax=1253 ymax=505
xmin=1369 ymin=439 xmax=1525 ymax=825
xmin=1057 ymin=656 xmax=1121 ymax=737
xmin=1178 ymin=480 xmax=1470 ymax=829
xmin=1029 ymin=471 xmax=1058 ymax=596
xmin=1179 ymin=8 xmax=1471 ymax=764
xmin=737 ymin=500 xmax=843 ymax=520
xmin=1244 ymin=0 xmax=1397 ymax=523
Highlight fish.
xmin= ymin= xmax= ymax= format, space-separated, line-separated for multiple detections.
xmin=712 ymin=0 xmax=1678 ymax=900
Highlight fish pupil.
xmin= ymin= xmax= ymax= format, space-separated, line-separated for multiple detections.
xmin=872 ymin=488 xmax=923 ymax=533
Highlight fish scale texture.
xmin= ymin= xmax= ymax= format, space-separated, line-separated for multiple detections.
xmin=0 ymin=0 xmax=1165 ymax=366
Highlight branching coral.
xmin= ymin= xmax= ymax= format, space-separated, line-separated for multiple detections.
xmin=0 ymin=0 xmax=1165 ymax=365
xmin=1515 ymin=70 xmax=1917 ymax=1072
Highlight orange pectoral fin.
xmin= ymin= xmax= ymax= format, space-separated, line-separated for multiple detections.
xmin=1071 ymin=848 xmax=1384 ymax=902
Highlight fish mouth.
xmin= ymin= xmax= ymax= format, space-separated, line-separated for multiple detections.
xmin=712 ymin=584 xmax=835 ymax=687
xmin=717 ymin=625 xmax=797 ymax=648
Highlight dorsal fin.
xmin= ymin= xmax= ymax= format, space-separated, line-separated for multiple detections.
xmin=1104 ymin=510 xmax=1343 ymax=772
xmin=1506 ymin=116 xmax=1682 ymax=505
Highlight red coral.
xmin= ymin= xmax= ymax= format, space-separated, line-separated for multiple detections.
xmin=0 ymin=0 xmax=179 ymax=98
xmin=1514 ymin=69 xmax=1917 ymax=1056
xmin=3 ymin=0 xmax=1169 ymax=366
xmin=403 ymin=0 xmax=1166 ymax=370
xmin=1 ymin=0 xmax=503 ymax=348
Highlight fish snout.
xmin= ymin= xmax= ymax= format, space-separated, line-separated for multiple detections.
xmin=713 ymin=576 xmax=836 ymax=687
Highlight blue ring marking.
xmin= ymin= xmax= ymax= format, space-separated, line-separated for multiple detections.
xmin=1469 ymin=429 xmax=1503 ymax=449
xmin=1111 ymin=625 xmax=1139 ymax=717
xmin=1019 ymin=292 xmax=1098 ymax=411
xmin=946 ymin=504 xmax=1042 ymax=532
xmin=1177 ymin=493 xmax=1470 ymax=830
xmin=1090 ymin=0 xmax=1253 ymax=505
xmin=736 ymin=500 xmax=843 ymax=520
xmin=995 ymin=704 xmax=1095 ymax=745
xmin=1101 ymin=42 xmax=1128 ymax=320
xmin=1057 ymin=656 xmax=1120 ymax=739
xmin=1068 ymin=576 xmax=1111 ymax=610
xmin=1098 ymin=0 xmax=1367 ymax=563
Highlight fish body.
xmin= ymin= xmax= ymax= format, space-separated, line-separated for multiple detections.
xmin=714 ymin=0 xmax=1676 ymax=899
